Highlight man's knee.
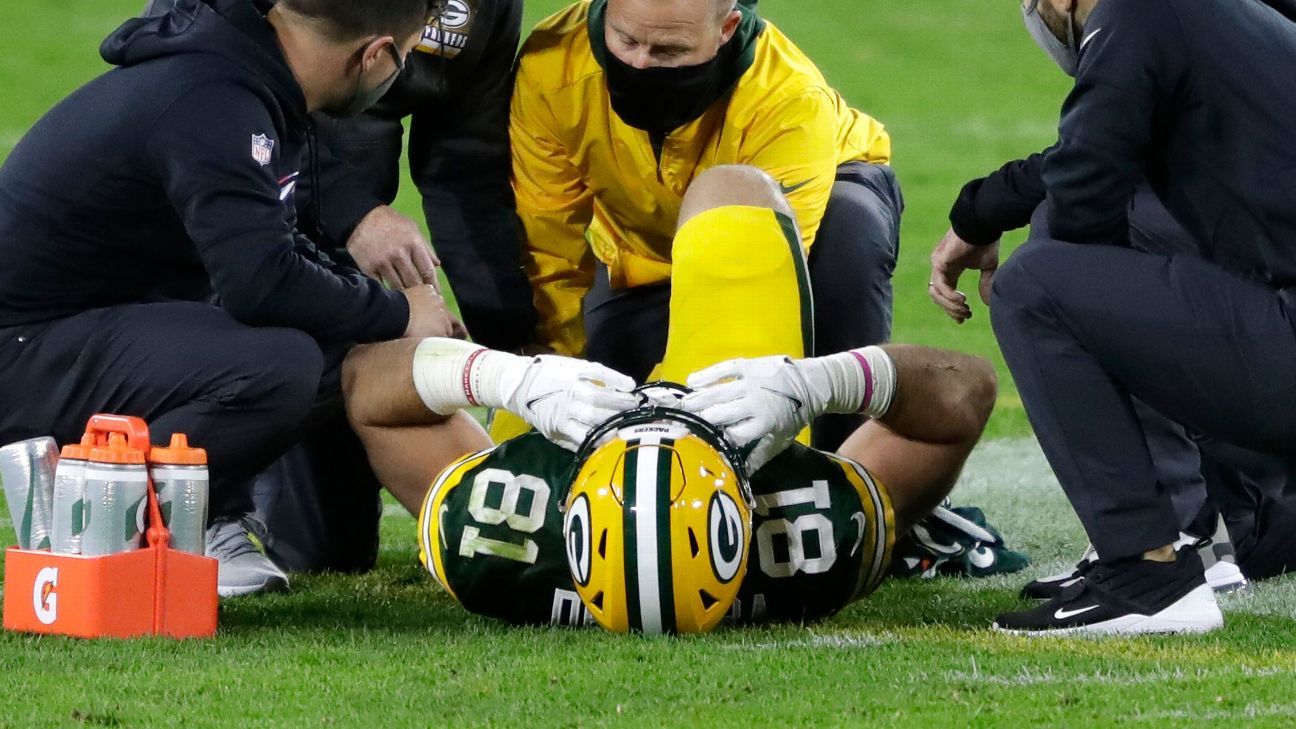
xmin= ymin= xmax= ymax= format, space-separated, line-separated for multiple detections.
xmin=909 ymin=346 xmax=998 ymax=440
xmin=816 ymin=190 xmax=898 ymax=272
xmin=811 ymin=166 xmax=901 ymax=288
xmin=239 ymin=329 xmax=324 ymax=415
xmin=990 ymin=241 xmax=1062 ymax=315
xmin=677 ymin=165 xmax=793 ymax=230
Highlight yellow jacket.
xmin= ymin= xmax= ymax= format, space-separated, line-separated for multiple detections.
xmin=511 ymin=1 xmax=891 ymax=356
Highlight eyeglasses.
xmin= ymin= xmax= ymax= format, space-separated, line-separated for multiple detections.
xmin=385 ymin=42 xmax=408 ymax=73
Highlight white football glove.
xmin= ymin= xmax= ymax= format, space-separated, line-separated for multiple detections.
xmin=681 ymin=356 xmax=828 ymax=472
xmin=500 ymin=355 xmax=639 ymax=451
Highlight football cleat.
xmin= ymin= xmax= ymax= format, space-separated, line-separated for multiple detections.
xmin=994 ymin=546 xmax=1223 ymax=636
xmin=564 ymin=386 xmax=753 ymax=635
xmin=890 ymin=502 xmax=1030 ymax=579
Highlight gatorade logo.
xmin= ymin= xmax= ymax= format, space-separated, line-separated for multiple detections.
xmin=72 ymin=499 xmax=85 ymax=537
xmin=125 ymin=496 xmax=147 ymax=543
xmin=33 ymin=567 xmax=58 ymax=625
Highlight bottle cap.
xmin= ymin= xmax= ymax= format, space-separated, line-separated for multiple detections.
xmin=89 ymin=432 xmax=146 ymax=465
xmin=149 ymin=433 xmax=207 ymax=466
xmin=60 ymin=432 xmax=97 ymax=461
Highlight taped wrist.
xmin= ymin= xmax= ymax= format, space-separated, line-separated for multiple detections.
xmin=800 ymin=346 xmax=897 ymax=419
xmin=412 ymin=339 xmax=528 ymax=415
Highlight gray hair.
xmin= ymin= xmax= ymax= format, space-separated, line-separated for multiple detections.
xmin=713 ymin=0 xmax=739 ymax=20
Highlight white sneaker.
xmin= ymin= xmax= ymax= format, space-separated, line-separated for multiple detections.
xmin=1199 ymin=515 xmax=1249 ymax=593
xmin=205 ymin=516 xmax=289 ymax=598
xmin=1205 ymin=560 xmax=1248 ymax=593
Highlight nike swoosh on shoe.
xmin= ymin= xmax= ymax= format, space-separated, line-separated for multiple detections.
xmin=1054 ymin=604 xmax=1100 ymax=620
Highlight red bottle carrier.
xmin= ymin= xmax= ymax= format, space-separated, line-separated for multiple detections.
xmin=3 ymin=415 xmax=218 ymax=639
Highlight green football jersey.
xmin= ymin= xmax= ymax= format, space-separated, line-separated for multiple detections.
xmin=419 ymin=433 xmax=591 ymax=626
xmin=418 ymin=433 xmax=894 ymax=626
xmin=733 ymin=443 xmax=893 ymax=622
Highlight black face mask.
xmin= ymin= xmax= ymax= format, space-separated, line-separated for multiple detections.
xmin=602 ymin=47 xmax=731 ymax=137
xmin=588 ymin=0 xmax=764 ymax=139
xmin=324 ymin=42 xmax=406 ymax=119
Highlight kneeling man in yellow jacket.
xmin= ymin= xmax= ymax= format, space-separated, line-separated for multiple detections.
xmin=509 ymin=0 xmax=902 ymax=450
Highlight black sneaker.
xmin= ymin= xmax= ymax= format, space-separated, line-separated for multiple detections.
xmin=994 ymin=548 xmax=1223 ymax=636
xmin=1019 ymin=546 xmax=1097 ymax=599
xmin=1020 ymin=527 xmax=1248 ymax=600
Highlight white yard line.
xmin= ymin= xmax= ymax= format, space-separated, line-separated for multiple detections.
xmin=945 ymin=665 xmax=1293 ymax=688
xmin=725 ymin=632 xmax=899 ymax=651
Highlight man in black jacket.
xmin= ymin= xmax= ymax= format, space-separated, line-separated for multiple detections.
xmin=145 ymin=0 xmax=538 ymax=351
xmin=933 ymin=0 xmax=1296 ymax=635
xmin=307 ymin=0 xmax=537 ymax=351
xmin=0 ymin=0 xmax=457 ymax=596
xmin=141 ymin=0 xmax=537 ymax=575
xmin=928 ymin=3 xmax=1296 ymax=599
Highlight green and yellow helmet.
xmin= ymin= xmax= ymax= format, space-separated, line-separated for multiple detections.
xmin=563 ymin=385 xmax=753 ymax=635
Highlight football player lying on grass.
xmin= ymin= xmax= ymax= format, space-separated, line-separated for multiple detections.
xmin=343 ymin=165 xmax=1017 ymax=631
xmin=342 ymin=338 xmax=999 ymax=630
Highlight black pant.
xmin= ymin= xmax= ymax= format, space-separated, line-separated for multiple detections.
xmin=583 ymin=161 xmax=902 ymax=452
xmin=0 ymin=303 xmax=323 ymax=517
xmin=990 ymin=210 xmax=1296 ymax=560
xmin=251 ymin=389 xmax=383 ymax=574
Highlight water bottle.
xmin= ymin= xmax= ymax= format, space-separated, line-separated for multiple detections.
xmin=50 ymin=434 xmax=96 ymax=554
xmin=0 ymin=436 xmax=58 ymax=550
xmin=80 ymin=433 xmax=149 ymax=556
xmin=149 ymin=433 xmax=209 ymax=555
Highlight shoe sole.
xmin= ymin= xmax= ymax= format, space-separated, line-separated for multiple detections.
xmin=217 ymin=574 xmax=290 ymax=599
xmin=995 ymin=584 xmax=1224 ymax=637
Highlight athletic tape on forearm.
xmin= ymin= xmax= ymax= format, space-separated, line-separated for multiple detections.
xmin=850 ymin=346 xmax=896 ymax=419
xmin=805 ymin=346 xmax=896 ymax=419
xmin=412 ymin=338 xmax=487 ymax=415
xmin=412 ymin=338 xmax=533 ymax=415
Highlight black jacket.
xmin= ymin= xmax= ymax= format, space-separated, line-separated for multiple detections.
xmin=952 ymin=0 xmax=1296 ymax=287
xmin=0 ymin=0 xmax=408 ymax=340
xmin=304 ymin=0 xmax=527 ymax=249
xmin=1046 ymin=0 xmax=1296 ymax=286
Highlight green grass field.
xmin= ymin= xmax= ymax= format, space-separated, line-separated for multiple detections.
xmin=2 ymin=1 xmax=1295 ymax=726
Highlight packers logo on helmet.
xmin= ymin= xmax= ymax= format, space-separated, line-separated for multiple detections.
xmin=564 ymin=388 xmax=754 ymax=635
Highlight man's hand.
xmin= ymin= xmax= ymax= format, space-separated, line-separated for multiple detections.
xmin=348 ymin=206 xmax=441 ymax=290
xmin=929 ymin=229 xmax=1001 ymax=324
xmin=682 ymin=357 xmax=820 ymax=472
xmin=402 ymin=285 xmax=457 ymax=339
xmin=501 ymin=355 xmax=639 ymax=451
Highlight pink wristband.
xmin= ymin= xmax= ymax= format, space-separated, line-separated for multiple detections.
xmin=849 ymin=350 xmax=874 ymax=414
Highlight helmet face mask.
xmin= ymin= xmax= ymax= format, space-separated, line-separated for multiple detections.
xmin=564 ymin=398 xmax=753 ymax=635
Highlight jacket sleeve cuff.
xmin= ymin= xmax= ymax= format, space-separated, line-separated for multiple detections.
xmin=364 ymin=287 xmax=410 ymax=343
xmin=948 ymin=178 xmax=1003 ymax=246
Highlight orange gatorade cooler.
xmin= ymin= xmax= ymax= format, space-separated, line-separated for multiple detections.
xmin=150 ymin=434 xmax=209 ymax=555
xmin=3 ymin=414 xmax=218 ymax=639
